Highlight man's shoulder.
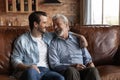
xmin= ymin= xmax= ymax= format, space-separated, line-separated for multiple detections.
xmin=69 ymin=32 xmax=77 ymax=38
xmin=44 ymin=32 xmax=55 ymax=38
xmin=43 ymin=32 xmax=55 ymax=45
xmin=50 ymin=35 xmax=61 ymax=46
xmin=15 ymin=32 xmax=30 ymax=43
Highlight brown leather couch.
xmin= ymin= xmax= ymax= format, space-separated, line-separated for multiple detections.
xmin=0 ymin=27 xmax=29 ymax=80
xmin=71 ymin=25 xmax=120 ymax=80
xmin=0 ymin=25 xmax=120 ymax=80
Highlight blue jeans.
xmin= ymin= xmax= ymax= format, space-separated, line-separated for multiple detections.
xmin=19 ymin=67 xmax=64 ymax=80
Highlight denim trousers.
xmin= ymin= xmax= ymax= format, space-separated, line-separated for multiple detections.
xmin=19 ymin=67 xmax=64 ymax=80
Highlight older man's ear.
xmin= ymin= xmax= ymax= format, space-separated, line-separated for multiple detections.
xmin=72 ymin=33 xmax=88 ymax=48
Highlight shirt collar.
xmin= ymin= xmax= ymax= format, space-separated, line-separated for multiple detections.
xmin=31 ymin=34 xmax=42 ymax=42
xmin=56 ymin=32 xmax=74 ymax=41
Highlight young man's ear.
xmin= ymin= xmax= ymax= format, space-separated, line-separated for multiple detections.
xmin=34 ymin=21 xmax=38 ymax=28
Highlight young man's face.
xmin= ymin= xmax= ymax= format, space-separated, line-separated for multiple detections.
xmin=36 ymin=15 xmax=48 ymax=34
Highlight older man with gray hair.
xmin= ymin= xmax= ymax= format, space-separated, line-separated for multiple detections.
xmin=48 ymin=14 xmax=101 ymax=80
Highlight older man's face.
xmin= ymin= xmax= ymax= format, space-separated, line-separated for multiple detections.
xmin=53 ymin=18 xmax=68 ymax=37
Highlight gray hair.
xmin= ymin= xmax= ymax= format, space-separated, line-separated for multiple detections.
xmin=52 ymin=14 xmax=69 ymax=24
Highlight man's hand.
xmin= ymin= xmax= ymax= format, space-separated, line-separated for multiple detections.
xmin=29 ymin=65 xmax=40 ymax=73
xmin=71 ymin=64 xmax=86 ymax=71
xmin=72 ymin=33 xmax=88 ymax=48
xmin=86 ymin=62 xmax=95 ymax=67
xmin=75 ymin=64 xmax=86 ymax=71
xmin=16 ymin=64 xmax=40 ymax=73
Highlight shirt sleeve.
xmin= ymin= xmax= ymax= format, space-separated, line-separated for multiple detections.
xmin=48 ymin=41 xmax=70 ymax=72
xmin=11 ymin=38 xmax=24 ymax=68
xmin=43 ymin=32 xmax=55 ymax=46
xmin=81 ymin=48 xmax=92 ymax=65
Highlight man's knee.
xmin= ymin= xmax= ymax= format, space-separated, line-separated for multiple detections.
xmin=22 ymin=68 xmax=39 ymax=78
xmin=87 ymin=67 xmax=101 ymax=80
xmin=88 ymin=67 xmax=99 ymax=74
xmin=64 ymin=67 xmax=80 ymax=80
xmin=20 ymin=68 xmax=39 ymax=80
xmin=26 ymin=68 xmax=38 ymax=75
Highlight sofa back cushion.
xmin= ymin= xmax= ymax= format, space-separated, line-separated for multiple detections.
xmin=71 ymin=26 xmax=120 ymax=66
xmin=0 ymin=27 xmax=29 ymax=74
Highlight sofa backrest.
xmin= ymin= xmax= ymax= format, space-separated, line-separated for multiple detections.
xmin=71 ymin=26 xmax=120 ymax=66
xmin=0 ymin=27 xmax=29 ymax=74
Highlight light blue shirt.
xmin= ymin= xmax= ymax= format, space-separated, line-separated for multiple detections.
xmin=48 ymin=32 xmax=92 ymax=71
xmin=11 ymin=31 xmax=54 ymax=68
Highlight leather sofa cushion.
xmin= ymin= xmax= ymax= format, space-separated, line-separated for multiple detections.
xmin=0 ymin=75 xmax=16 ymax=80
xmin=97 ymin=65 xmax=120 ymax=80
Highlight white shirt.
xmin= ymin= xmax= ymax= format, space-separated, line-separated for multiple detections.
xmin=31 ymin=34 xmax=48 ymax=68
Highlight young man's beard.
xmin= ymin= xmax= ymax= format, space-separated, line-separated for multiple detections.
xmin=38 ymin=27 xmax=47 ymax=34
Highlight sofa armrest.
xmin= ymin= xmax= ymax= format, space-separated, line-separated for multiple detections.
xmin=113 ymin=46 xmax=120 ymax=65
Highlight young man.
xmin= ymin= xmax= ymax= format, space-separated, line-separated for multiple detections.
xmin=48 ymin=14 xmax=101 ymax=80
xmin=11 ymin=11 xmax=64 ymax=80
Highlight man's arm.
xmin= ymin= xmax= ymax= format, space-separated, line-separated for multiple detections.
xmin=11 ymin=38 xmax=40 ymax=73
xmin=11 ymin=39 xmax=28 ymax=71
xmin=44 ymin=32 xmax=88 ymax=48
xmin=48 ymin=42 xmax=70 ymax=72
xmin=72 ymin=32 xmax=88 ymax=48
xmin=17 ymin=63 xmax=40 ymax=73
xmin=72 ymin=48 xmax=95 ymax=71
xmin=11 ymin=39 xmax=24 ymax=69
xmin=81 ymin=48 xmax=95 ymax=67
xmin=16 ymin=63 xmax=30 ymax=71
xmin=86 ymin=62 xmax=95 ymax=67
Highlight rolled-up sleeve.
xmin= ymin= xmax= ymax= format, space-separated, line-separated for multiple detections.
xmin=11 ymin=39 xmax=24 ymax=68
xmin=82 ymin=48 xmax=92 ymax=65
